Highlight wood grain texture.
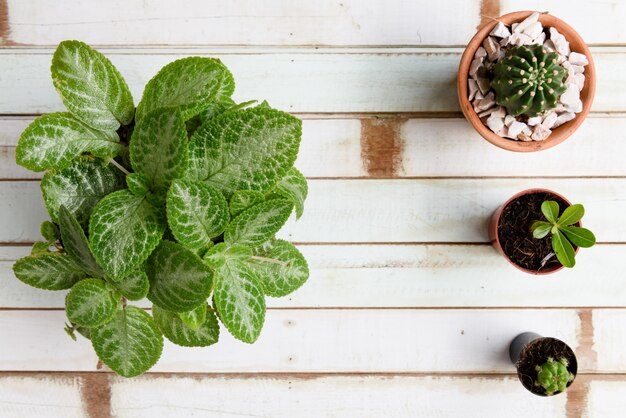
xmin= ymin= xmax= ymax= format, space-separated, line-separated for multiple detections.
xmin=2 ymin=244 xmax=625 ymax=309
xmin=0 ymin=375 xmax=85 ymax=417
xmin=0 ymin=309 xmax=580 ymax=373
xmin=0 ymin=47 xmax=623 ymax=114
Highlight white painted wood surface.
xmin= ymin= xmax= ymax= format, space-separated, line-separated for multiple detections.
xmin=1 ymin=1 xmax=625 ymax=416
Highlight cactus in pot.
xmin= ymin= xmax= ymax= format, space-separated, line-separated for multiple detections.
xmin=535 ymin=357 xmax=575 ymax=396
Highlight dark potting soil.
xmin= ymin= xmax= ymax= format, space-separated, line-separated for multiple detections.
xmin=516 ymin=337 xmax=577 ymax=396
xmin=497 ymin=192 xmax=572 ymax=272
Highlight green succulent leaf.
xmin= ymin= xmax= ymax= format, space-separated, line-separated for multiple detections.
xmin=91 ymin=305 xmax=163 ymax=378
xmin=51 ymin=40 xmax=134 ymax=131
xmin=113 ymin=270 xmax=150 ymax=301
xmin=136 ymin=57 xmax=234 ymax=122
xmin=130 ymin=108 xmax=188 ymax=196
xmin=59 ymin=206 xmax=104 ymax=277
xmin=541 ymin=201 xmax=560 ymax=224
xmin=89 ymin=190 xmax=165 ymax=280
xmin=270 ymin=167 xmax=308 ymax=219
xmin=13 ymin=253 xmax=86 ymax=290
xmin=153 ymin=304 xmax=219 ymax=347
xmin=126 ymin=173 xmax=150 ymax=197
xmin=249 ymin=239 xmax=309 ymax=297
xmin=40 ymin=221 xmax=60 ymax=242
xmin=224 ymin=199 xmax=293 ymax=247
xmin=15 ymin=113 xmax=122 ymax=172
xmin=166 ymin=179 xmax=229 ymax=251
xmin=558 ymin=204 xmax=585 ymax=226
xmin=560 ymin=226 xmax=596 ymax=248
xmin=146 ymin=241 xmax=213 ymax=313
xmin=213 ymin=256 xmax=265 ymax=343
xmin=531 ymin=221 xmax=552 ymax=239
xmin=41 ymin=158 xmax=125 ymax=228
xmin=552 ymin=228 xmax=576 ymax=268
xmin=229 ymin=190 xmax=265 ymax=218
xmin=31 ymin=241 xmax=52 ymax=255
xmin=65 ymin=278 xmax=117 ymax=327
xmin=178 ymin=303 xmax=208 ymax=331
xmin=186 ymin=106 xmax=302 ymax=198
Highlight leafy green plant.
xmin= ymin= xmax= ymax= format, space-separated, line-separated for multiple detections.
xmin=530 ymin=200 xmax=596 ymax=268
xmin=534 ymin=357 xmax=574 ymax=396
xmin=13 ymin=40 xmax=309 ymax=377
xmin=492 ymin=45 xmax=567 ymax=117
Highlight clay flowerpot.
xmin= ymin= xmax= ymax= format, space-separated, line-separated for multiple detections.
xmin=458 ymin=11 xmax=596 ymax=152
xmin=489 ymin=188 xmax=579 ymax=274
xmin=510 ymin=332 xmax=577 ymax=396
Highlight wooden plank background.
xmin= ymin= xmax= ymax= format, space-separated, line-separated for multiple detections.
xmin=1 ymin=1 xmax=624 ymax=417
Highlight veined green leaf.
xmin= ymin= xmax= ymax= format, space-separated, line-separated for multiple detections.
xmin=185 ymin=97 xmax=237 ymax=136
xmin=178 ymin=303 xmax=208 ymax=331
xmin=552 ymin=229 xmax=576 ymax=268
xmin=136 ymin=57 xmax=234 ymax=122
xmin=249 ymin=239 xmax=309 ymax=297
xmin=51 ymin=40 xmax=134 ymax=131
xmin=16 ymin=113 xmax=122 ymax=172
xmin=166 ymin=179 xmax=229 ymax=251
xmin=186 ymin=106 xmax=301 ymax=198
xmin=91 ymin=305 xmax=163 ymax=378
xmin=560 ymin=226 xmax=596 ymax=248
xmin=41 ymin=158 xmax=125 ymax=228
xmin=229 ymin=190 xmax=265 ymax=218
xmin=126 ymin=173 xmax=150 ymax=197
xmin=531 ymin=221 xmax=552 ymax=239
xmin=59 ymin=206 xmax=104 ymax=278
xmin=541 ymin=201 xmax=560 ymax=224
xmin=153 ymin=304 xmax=219 ymax=347
xmin=146 ymin=241 xmax=213 ymax=313
xmin=65 ymin=279 xmax=117 ymax=327
xmin=270 ymin=167 xmax=308 ymax=219
xmin=40 ymin=221 xmax=60 ymax=242
xmin=90 ymin=190 xmax=165 ymax=280
xmin=203 ymin=243 xmax=252 ymax=270
xmin=13 ymin=253 xmax=86 ymax=290
xmin=558 ymin=204 xmax=585 ymax=226
xmin=31 ymin=241 xmax=52 ymax=255
xmin=130 ymin=109 xmax=188 ymax=196
xmin=224 ymin=199 xmax=293 ymax=247
xmin=213 ymin=257 xmax=265 ymax=343
xmin=113 ymin=270 xmax=150 ymax=301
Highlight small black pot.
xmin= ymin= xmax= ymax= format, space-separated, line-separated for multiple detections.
xmin=510 ymin=332 xmax=577 ymax=396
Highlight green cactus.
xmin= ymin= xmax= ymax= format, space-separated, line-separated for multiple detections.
xmin=534 ymin=357 xmax=574 ymax=395
xmin=492 ymin=45 xmax=568 ymax=117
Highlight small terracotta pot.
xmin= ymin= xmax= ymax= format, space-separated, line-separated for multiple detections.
xmin=489 ymin=188 xmax=579 ymax=274
xmin=458 ymin=11 xmax=596 ymax=152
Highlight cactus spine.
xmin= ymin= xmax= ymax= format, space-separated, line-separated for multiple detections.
xmin=534 ymin=357 xmax=574 ymax=395
xmin=492 ymin=45 xmax=567 ymax=117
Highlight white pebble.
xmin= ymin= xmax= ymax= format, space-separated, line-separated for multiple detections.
xmin=469 ymin=57 xmax=483 ymax=77
xmin=543 ymin=39 xmax=556 ymax=53
xmin=514 ymin=12 xmax=540 ymax=34
xmin=566 ymin=100 xmax=583 ymax=113
xmin=553 ymin=112 xmax=576 ymax=128
xmin=496 ymin=127 xmax=509 ymax=138
xmin=527 ymin=116 xmax=543 ymax=126
xmin=560 ymin=83 xmax=580 ymax=106
xmin=487 ymin=115 xmax=505 ymax=132
xmin=508 ymin=120 xmax=527 ymax=138
xmin=508 ymin=33 xmax=533 ymax=46
xmin=504 ymin=115 xmax=515 ymax=126
xmin=566 ymin=72 xmax=585 ymax=91
xmin=531 ymin=124 xmax=552 ymax=141
xmin=550 ymin=27 xmax=571 ymax=57
xmin=532 ymin=32 xmax=546 ymax=45
xmin=541 ymin=111 xmax=558 ymax=129
xmin=523 ymin=21 xmax=543 ymax=39
xmin=475 ymin=46 xmax=487 ymax=58
xmin=522 ymin=127 xmax=533 ymax=136
xmin=474 ymin=91 xmax=496 ymax=112
xmin=483 ymin=36 xmax=501 ymax=61
xmin=477 ymin=77 xmax=491 ymax=95
xmin=569 ymin=52 xmax=589 ymax=66
xmin=490 ymin=22 xmax=512 ymax=38
xmin=468 ymin=79 xmax=479 ymax=101
xmin=491 ymin=106 xmax=507 ymax=118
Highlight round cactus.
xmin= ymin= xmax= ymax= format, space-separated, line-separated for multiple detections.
xmin=492 ymin=45 xmax=567 ymax=117
xmin=534 ymin=357 xmax=574 ymax=396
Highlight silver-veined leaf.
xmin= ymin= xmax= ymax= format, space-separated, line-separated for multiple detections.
xmin=248 ymin=239 xmax=309 ymax=297
xmin=59 ymin=206 xmax=104 ymax=277
xmin=224 ymin=199 xmax=293 ymax=247
xmin=153 ymin=304 xmax=219 ymax=347
xmin=229 ymin=190 xmax=265 ymax=218
xmin=270 ymin=167 xmax=308 ymax=219
xmin=13 ymin=253 xmax=86 ymax=290
xmin=65 ymin=278 xmax=117 ymax=327
xmin=113 ymin=270 xmax=150 ymax=301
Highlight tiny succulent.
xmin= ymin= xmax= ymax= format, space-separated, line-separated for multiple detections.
xmin=492 ymin=45 xmax=568 ymax=117
xmin=531 ymin=200 xmax=596 ymax=268
xmin=13 ymin=40 xmax=310 ymax=377
xmin=534 ymin=357 xmax=574 ymax=395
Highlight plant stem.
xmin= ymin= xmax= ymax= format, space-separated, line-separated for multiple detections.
xmin=107 ymin=158 xmax=131 ymax=176
xmin=250 ymin=255 xmax=288 ymax=267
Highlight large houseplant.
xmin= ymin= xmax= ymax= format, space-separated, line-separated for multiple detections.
xmin=13 ymin=41 xmax=309 ymax=377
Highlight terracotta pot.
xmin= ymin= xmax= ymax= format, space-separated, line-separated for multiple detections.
xmin=458 ymin=11 xmax=596 ymax=152
xmin=509 ymin=332 xmax=577 ymax=396
xmin=489 ymin=188 xmax=579 ymax=274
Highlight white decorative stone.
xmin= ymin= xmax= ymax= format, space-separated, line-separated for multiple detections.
xmin=541 ymin=111 xmax=558 ymax=129
xmin=483 ymin=36 xmax=501 ymax=61
xmin=543 ymin=39 xmax=556 ymax=53
xmin=522 ymin=127 xmax=533 ymax=136
xmin=566 ymin=72 xmax=585 ymax=91
xmin=553 ymin=112 xmax=576 ymax=128
xmin=468 ymin=79 xmax=479 ymax=101
xmin=474 ymin=91 xmax=495 ymax=112
xmin=477 ymin=77 xmax=491 ymax=95
xmin=560 ymin=83 xmax=580 ymax=106
xmin=474 ymin=90 xmax=485 ymax=101
xmin=486 ymin=115 xmax=504 ymax=132
xmin=531 ymin=124 xmax=552 ymax=141
xmin=514 ymin=12 xmax=540 ymax=34
xmin=527 ymin=116 xmax=543 ymax=126
xmin=569 ymin=52 xmax=589 ymax=66
xmin=532 ymin=32 xmax=546 ymax=45
xmin=469 ymin=57 xmax=483 ymax=77
xmin=507 ymin=120 xmax=527 ymax=138
xmin=523 ymin=21 xmax=543 ymax=39
xmin=490 ymin=22 xmax=511 ymax=38
xmin=519 ymin=133 xmax=533 ymax=142
xmin=491 ymin=106 xmax=506 ymax=118
xmin=475 ymin=46 xmax=487 ymax=58
xmin=550 ymin=27 xmax=571 ymax=57
xmin=508 ymin=33 xmax=533 ymax=46
xmin=566 ymin=100 xmax=583 ymax=113
xmin=504 ymin=115 xmax=515 ymax=126
xmin=496 ymin=127 xmax=509 ymax=138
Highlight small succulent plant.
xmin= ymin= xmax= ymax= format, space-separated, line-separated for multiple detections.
xmin=534 ymin=357 xmax=574 ymax=395
xmin=531 ymin=200 xmax=596 ymax=268
xmin=492 ymin=45 xmax=568 ymax=117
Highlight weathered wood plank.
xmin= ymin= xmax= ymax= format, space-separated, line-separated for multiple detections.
xmin=0 ymin=47 xmax=623 ymax=114
xmin=2 ymin=0 xmax=479 ymax=46
xmin=1 ymin=244 xmax=623 ymax=309
xmin=109 ymin=374 xmax=566 ymax=418
xmin=0 ymin=309 xmax=580 ymax=373
xmin=593 ymin=310 xmax=626 ymax=373
xmin=587 ymin=380 xmax=626 ymax=417
xmin=0 ymin=179 xmax=621 ymax=243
